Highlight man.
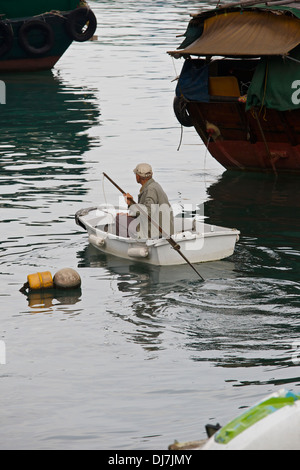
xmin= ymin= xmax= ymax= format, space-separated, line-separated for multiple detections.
xmin=118 ymin=163 xmax=174 ymax=239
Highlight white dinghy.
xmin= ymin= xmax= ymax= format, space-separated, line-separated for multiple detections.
xmin=169 ymin=389 xmax=300 ymax=450
xmin=75 ymin=204 xmax=240 ymax=267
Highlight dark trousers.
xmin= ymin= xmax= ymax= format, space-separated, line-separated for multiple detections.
xmin=116 ymin=214 xmax=137 ymax=238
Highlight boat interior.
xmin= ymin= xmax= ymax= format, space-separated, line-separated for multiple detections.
xmin=76 ymin=207 xmax=229 ymax=240
xmin=193 ymin=57 xmax=260 ymax=102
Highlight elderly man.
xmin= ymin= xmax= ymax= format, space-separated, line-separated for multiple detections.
xmin=118 ymin=163 xmax=174 ymax=239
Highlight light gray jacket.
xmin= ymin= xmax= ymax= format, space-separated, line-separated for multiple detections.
xmin=129 ymin=178 xmax=174 ymax=239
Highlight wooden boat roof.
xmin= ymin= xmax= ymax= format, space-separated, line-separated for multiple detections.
xmin=168 ymin=1 xmax=300 ymax=57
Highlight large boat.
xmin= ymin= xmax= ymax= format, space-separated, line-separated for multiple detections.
xmin=0 ymin=0 xmax=97 ymax=72
xmin=169 ymin=1 xmax=300 ymax=173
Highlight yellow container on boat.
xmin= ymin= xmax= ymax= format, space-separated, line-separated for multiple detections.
xmin=209 ymin=76 xmax=240 ymax=97
xmin=27 ymin=271 xmax=54 ymax=291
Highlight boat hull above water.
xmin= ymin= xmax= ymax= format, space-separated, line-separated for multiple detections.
xmin=75 ymin=206 xmax=240 ymax=266
xmin=188 ymin=102 xmax=300 ymax=172
xmin=0 ymin=1 xmax=97 ymax=72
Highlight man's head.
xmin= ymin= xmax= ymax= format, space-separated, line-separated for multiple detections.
xmin=133 ymin=163 xmax=153 ymax=184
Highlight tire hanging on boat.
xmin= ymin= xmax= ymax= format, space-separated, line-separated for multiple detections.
xmin=173 ymin=96 xmax=193 ymax=127
xmin=65 ymin=7 xmax=97 ymax=42
xmin=0 ymin=21 xmax=14 ymax=57
xmin=19 ymin=20 xmax=54 ymax=56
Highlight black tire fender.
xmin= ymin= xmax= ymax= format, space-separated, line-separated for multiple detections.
xmin=19 ymin=20 xmax=54 ymax=56
xmin=65 ymin=7 xmax=97 ymax=42
xmin=0 ymin=21 xmax=14 ymax=57
xmin=173 ymin=96 xmax=193 ymax=127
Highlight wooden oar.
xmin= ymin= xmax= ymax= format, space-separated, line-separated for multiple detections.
xmin=103 ymin=172 xmax=205 ymax=281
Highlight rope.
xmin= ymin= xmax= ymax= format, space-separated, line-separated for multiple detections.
xmin=253 ymin=109 xmax=277 ymax=176
xmin=204 ymin=136 xmax=211 ymax=169
xmin=32 ymin=10 xmax=66 ymax=19
xmin=259 ymin=61 xmax=268 ymax=116
xmin=171 ymin=57 xmax=179 ymax=79
xmin=171 ymin=57 xmax=184 ymax=152
xmin=177 ymin=125 xmax=183 ymax=151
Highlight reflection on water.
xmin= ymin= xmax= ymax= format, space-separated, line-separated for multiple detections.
xmin=205 ymin=172 xmax=300 ymax=281
xmin=0 ymin=71 xmax=100 ymax=267
xmin=24 ymin=288 xmax=82 ymax=315
xmin=76 ymin=169 xmax=300 ymax=375
xmin=2 ymin=71 xmax=100 ymax=161
xmin=77 ymin=243 xmax=237 ymax=284
xmin=0 ymin=71 xmax=100 ymax=207
xmin=77 ymin=244 xmax=238 ymax=355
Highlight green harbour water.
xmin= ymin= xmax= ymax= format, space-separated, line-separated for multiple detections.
xmin=0 ymin=0 xmax=300 ymax=450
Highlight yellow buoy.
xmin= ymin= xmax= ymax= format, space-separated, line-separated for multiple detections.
xmin=27 ymin=271 xmax=54 ymax=291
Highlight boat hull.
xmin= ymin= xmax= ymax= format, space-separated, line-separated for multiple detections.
xmin=171 ymin=389 xmax=300 ymax=450
xmin=0 ymin=6 xmax=97 ymax=72
xmin=188 ymin=101 xmax=300 ymax=173
xmin=0 ymin=56 xmax=61 ymax=73
xmin=75 ymin=207 xmax=240 ymax=266
xmin=0 ymin=0 xmax=79 ymax=19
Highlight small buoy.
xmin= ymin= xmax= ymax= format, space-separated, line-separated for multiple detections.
xmin=27 ymin=271 xmax=54 ymax=291
xmin=53 ymin=268 xmax=81 ymax=290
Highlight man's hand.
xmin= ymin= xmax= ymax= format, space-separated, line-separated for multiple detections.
xmin=124 ymin=193 xmax=134 ymax=206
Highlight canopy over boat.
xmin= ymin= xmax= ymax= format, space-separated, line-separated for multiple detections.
xmin=168 ymin=3 xmax=300 ymax=58
xmin=170 ymin=2 xmax=300 ymax=112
